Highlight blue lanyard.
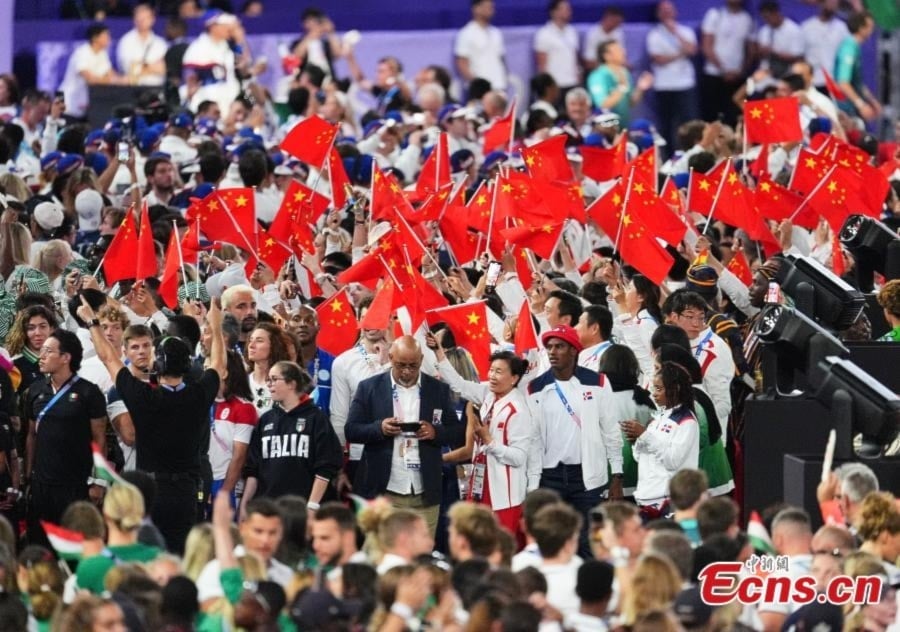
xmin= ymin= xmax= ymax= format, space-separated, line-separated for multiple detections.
xmin=589 ymin=341 xmax=612 ymax=361
xmin=694 ymin=330 xmax=713 ymax=359
xmin=552 ymin=380 xmax=582 ymax=428
xmin=36 ymin=375 xmax=80 ymax=434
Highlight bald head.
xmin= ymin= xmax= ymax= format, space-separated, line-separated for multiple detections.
xmin=390 ymin=336 xmax=423 ymax=387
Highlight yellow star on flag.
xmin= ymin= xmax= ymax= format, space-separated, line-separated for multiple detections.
xmin=293 ymin=191 xmax=306 ymax=203
xmin=476 ymin=194 xmax=487 ymax=206
xmin=750 ymin=108 xmax=762 ymax=119
xmin=760 ymin=182 xmax=771 ymax=193
xmin=632 ymin=182 xmax=645 ymax=195
xmin=698 ymin=179 xmax=710 ymax=191
xmin=525 ymin=155 xmax=536 ymax=166
xmin=827 ymin=180 xmax=838 ymax=193
xmin=501 ymin=184 xmax=513 ymax=193
xmin=623 ymin=214 xmax=632 ymax=226
xmin=727 ymin=172 xmax=738 ymax=185
xmin=805 ymin=157 xmax=817 ymax=169
xmin=467 ymin=312 xmax=480 ymax=325
xmin=330 ymin=299 xmax=344 ymax=313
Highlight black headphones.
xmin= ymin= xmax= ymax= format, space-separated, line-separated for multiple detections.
xmin=153 ymin=336 xmax=192 ymax=377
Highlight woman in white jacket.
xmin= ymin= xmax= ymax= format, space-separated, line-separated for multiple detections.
xmin=432 ymin=343 xmax=533 ymax=538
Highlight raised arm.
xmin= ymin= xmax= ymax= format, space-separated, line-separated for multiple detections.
xmin=78 ymin=295 xmax=125 ymax=380
xmin=205 ymin=299 xmax=226 ymax=382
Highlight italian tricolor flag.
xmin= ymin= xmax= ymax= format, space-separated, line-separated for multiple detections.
xmin=91 ymin=442 xmax=126 ymax=486
xmin=747 ymin=510 xmax=776 ymax=554
xmin=41 ymin=521 xmax=84 ymax=560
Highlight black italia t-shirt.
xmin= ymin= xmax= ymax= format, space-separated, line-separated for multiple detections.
xmin=27 ymin=376 xmax=106 ymax=484
xmin=115 ymin=367 xmax=219 ymax=475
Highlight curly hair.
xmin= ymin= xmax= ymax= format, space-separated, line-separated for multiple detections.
xmin=854 ymin=491 xmax=900 ymax=543
xmin=5 ymin=305 xmax=57 ymax=355
xmin=246 ymin=322 xmax=293 ymax=370
xmin=658 ymin=361 xmax=695 ymax=411
xmin=877 ymin=279 xmax=900 ymax=318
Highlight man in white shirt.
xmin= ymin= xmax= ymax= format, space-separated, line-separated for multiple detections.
xmin=58 ymin=23 xmax=124 ymax=119
xmin=646 ymin=0 xmax=699 ymax=149
xmin=196 ymin=498 xmax=292 ymax=604
xmin=575 ymin=305 xmax=614 ymax=373
xmin=116 ymin=3 xmax=168 ymax=86
xmin=374 ymin=509 xmax=435 ymax=574
xmin=531 ymin=502 xmax=584 ymax=617
xmin=757 ymin=1 xmax=805 ymax=79
xmin=800 ymin=0 xmax=849 ymax=90
xmin=455 ymin=0 xmax=507 ymax=91
xmin=182 ymin=11 xmax=240 ymax=114
xmin=143 ymin=155 xmax=177 ymax=207
xmin=534 ymin=0 xmax=580 ymax=92
xmin=699 ymin=0 xmax=754 ymax=126
xmin=583 ymin=7 xmax=626 ymax=71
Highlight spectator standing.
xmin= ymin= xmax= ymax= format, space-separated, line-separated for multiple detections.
xmin=834 ymin=11 xmax=880 ymax=122
xmin=182 ymin=11 xmax=241 ymax=114
xmin=801 ymin=0 xmax=849 ymax=91
xmin=586 ymin=41 xmax=653 ymax=126
xmin=646 ymin=0 xmax=699 ymax=149
xmin=455 ymin=0 xmax=507 ymax=91
xmin=534 ymin=0 xmax=580 ymax=97
xmin=699 ymin=0 xmax=754 ymax=126
xmin=116 ymin=3 xmax=168 ymax=87
xmin=583 ymin=7 xmax=626 ymax=72
xmin=58 ymin=23 xmax=124 ymax=119
xmin=756 ymin=1 xmax=805 ymax=79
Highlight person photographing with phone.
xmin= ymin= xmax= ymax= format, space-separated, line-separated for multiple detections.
xmin=77 ymin=295 xmax=227 ymax=554
xmin=345 ymin=336 xmax=463 ymax=536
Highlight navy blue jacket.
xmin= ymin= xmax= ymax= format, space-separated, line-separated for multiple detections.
xmin=345 ymin=371 xmax=463 ymax=506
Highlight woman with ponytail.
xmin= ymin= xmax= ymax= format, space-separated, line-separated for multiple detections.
xmin=75 ymin=483 xmax=161 ymax=594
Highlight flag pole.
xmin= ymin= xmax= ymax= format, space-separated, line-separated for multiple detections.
xmin=506 ymin=98 xmax=517 ymax=153
xmin=741 ymin=114 xmax=749 ymax=179
xmin=613 ymin=167 xmax=636 ymax=254
xmin=92 ymin=253 xmax=106 ymax=279
xmin=789 ymin=165 xmax=836 ymax=223
xmin=172 ymin=220 xmax=189 ymax=292
xmin=703 ymin=158 xmax=732 ymax=236
xmin=435 ymin=133 xmax=443 ymax=192
xmin=308 ymin=122 xmax=340 ymax=204
xmin=377 ymin=254 xmax=405 ymax=291
xmin=195 ymin=217 xmax=201 ymax=299
xmin=485 ymin=176 xmax=500 ymax=259
xmin=394 ymin=212 xmax=451 ymax=283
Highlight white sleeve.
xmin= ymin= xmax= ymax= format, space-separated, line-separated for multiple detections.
xmin=436 ymin=358 xmax=488 ymax=405
xmin=328 ymin=357 xmax=350 ymax=445
xmin=717 ymin=268 xmax=758 ymax=318
xmin=636 ymin=419 xmax=699 ymax=470
xmin=534 ymin=28 xmax=552 ymax=54
xmin=583 ymin=29 xmax=599 ymax=63
xmin=526 ymin=391 xmax=543 ymax=490
xmin=646 ymin=30 xmax=665 ymax=56
xmin=393 ymin=144 xmax=422 ymax=185
xmin=454 ymin=27 xmax=473 ymax=58
xmin=74 ymin=47 xmax=93 ymax=73
xmin=495 ymin=275 xmax=528 ymax=314
xmin=617 ymin=315 xmax=656 ymax=385
xmin=599 ymin=385 xmax=624 ymax=474
xmin=701 ymin=8 xmax=719 ymax=35
xmin=116 ymin=39 xmax=127 ymax=74
xmin=784 ymin=23 xmax=806 ymax=56
xmin=485 ymin=408 xmax=531 ymax=468
xmin=232 ymin=423 xmax=254 ymax=444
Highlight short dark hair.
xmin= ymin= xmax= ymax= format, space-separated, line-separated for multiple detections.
xmin=489 ymin=350 xmax=528 ymax=385
xmin=661 ymin=289 xmax=709 ymax=318
xmin=581 ymin=305 xmax=613 ymax=340
xmin=120 ymin=470 xmax=158 ymax=515
xmin=650 ymin=324 xmax=690 ymax=352
xmin=531 ymin=503 xmax=581 ymax=558
xmin=697 ymin=497 xmax=739 ymax=541
xmin=238 ymin=149 xmax=268 ymax=188
xmin=124 ymin=324 xmax=154 ymax=346
xmin=759 ymin=1 xmax=780 ymax=14
xmin=576 ymin=560 xmax=614 ymax=603
xmin=530 ymin=72 xmax=557 ymax=99
xmin=167 ymin=315 xmax=201 ymax=350
xmin=547 ymin=0 xmax=566 ymax=14
xmin=687 ymin=150 xmax=717 ymax=174
xmin=50 ymin=329 xmax=83 ymax=372
xmin=86 ymin=22 xmax=109 ymax=42
xmin=301 ymin=7 xmax=324 ymax=20
xmin=522 ymin=488 xmax=561 ymax=535
xmin=314 ymin=502 xmax=356 ymax=532
xmin=245 ymin=498 xmax=283 ymax=522
xmin=847 ymin=10 xmax=872 ymax=33
xmin=144 ymin=155 xmax=172 ymax=178
xmin=547 ymin=290 xmax=582 ymax=326
xmin=199 ymin=152 xmax=227 ymax=183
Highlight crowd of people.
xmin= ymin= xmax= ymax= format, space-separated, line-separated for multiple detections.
xmin=0 ymin=0 xmax=897 ymax=629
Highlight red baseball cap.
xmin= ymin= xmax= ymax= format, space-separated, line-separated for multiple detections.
xmin=541 ymin=325 xmax=584 ymax=353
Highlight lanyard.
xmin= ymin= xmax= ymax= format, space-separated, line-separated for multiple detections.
xmin=308 ymin=354 xmax=320 ymax=388
xmin=694 ymin=330 xmax=713 ymax=359
xmin=36 ymin=375 xmax=79 ymax=434
xmin=209 ymin=403 xmax=229 ymax=452
xmin=552 ymin=380 xmax=582 ymax=429
xmin=392 ymin=383 xmax=420 ymax=422
xmin=589 ymin=341 xmax=612 ymax=362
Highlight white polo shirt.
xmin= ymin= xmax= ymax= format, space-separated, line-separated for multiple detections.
xmin=59 ymin=43 xmax=113 ymax=118
xmin=756 ymin=19 xmax=805 ymax=60
xmin=801 ymin=15 xmax=849 ymax=86
xmin=700 ymin=7 xmax=754 ymax=76
xmin=646 ymin=24 xmax=698 ymax=91
xmin=534 ymin=21 xmax=580 ymax=87
xmin=455 ymin=20 xmax=507 ymax=89
xmin=583 ymin=24 xmax=625 ymax=64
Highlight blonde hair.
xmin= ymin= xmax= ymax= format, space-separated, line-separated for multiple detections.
xmin=183 ymin=524 xmax=215 ymax=582
xmin=0 ymin=174 xmax=31 ymax=202
xmin=32 ymin=239 xmax=71 ymax=277
xmin=26 ymin=560 xmax=64 ymax=621
xmin=103 ymin=484 xmax=145 ymax=532
xmin=854 ymin=492 xmax=900 ymax=543
xmin=4 ymin=221 xmax=31 ymax=267
xmin=622 ymin=553 xmax=683 ymax=626
xmin=97 ymin=304 xmax=130 ymax=331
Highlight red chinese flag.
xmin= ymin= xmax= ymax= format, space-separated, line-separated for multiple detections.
xmin=754 ymin=176 xmax=817 ymax=230
xmin=180 ymin=223 xmax=201 ymax=266
xmin=586 ymin=184 xmax=674 ymax=285
xmin=822 ymin=68 xmax=846 ymax=101
xmin=521 ymin=134 xmax=574 ymax=183
xmin=514 ymin=299 xmax=538 ymax=355
xmin=371 ymin=164 xmax=413 ymax=222
xmin=619 ymin=176 xmax=686 ymax=247
xmin=687 ymin=164 xmax=721 ymax=216
xmin=158 ymin=229 xmax=180 ymax=309
xmin=530 ymin=178 xmax=586 ymax=223
xmin=482 ymin=105 xmax=515 ymax=154
xmin=743 ymin=98 xmax=803 ymax=144
xmin=789 ymin=148 xmax=832 ymax=196
xmin=255 ymin=226 xmax=292 ymax=274
xmin=315 ymin=288 xmax=360 ymax=357
xmin=499 ymin=222 xmax=565 ymax=260
xmin=749 ymin=144 xmax=769 ymax=179
xmin=661 ymin=177 xmax=684 ymax=215
xmin=216 ymin=188 xmax=258 ymax=252
xmin=628 ymin=147 xmax=658 ymax=191
xmin=102 ymin=211 xmax=139 ymax=285
xmin=270 ymin=180 xmax=328 ymax=255
xmin=135 ymin=203 xmax=157 ymax=280
xmin=832 ymin=232 xmax=846 ymax=277
xmin=726 ymin=250 xmax=753 ymax=287
xmin=465 ymin=181 xmax=492 ymax=233
xmin=805 ymin=167 xmax=861 ymax=231
xmin=358 ymin=279 xmax=398 ymax=330
xmin=328 ymin=149 xmax=351 ymax=208
xmin=580 ymin=134 xmax=627 ymax=182
xmin=426 ymin=302 xmax=491 ymax=379
xmin=338 ymin=237 xmax=402 ymax=288
xmin=280 ymin=115 xmax=338 ymax=167
xmin=439 ymin=210 xmax=480 ymax=264
xmin=416 ymin=132 xmax=451 ymax=197
xmin=495 ymin=171 xmax=553 ymax=225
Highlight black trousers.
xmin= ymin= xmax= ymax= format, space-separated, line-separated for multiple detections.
xmin=150 ymin=475 xmax=198 ymax=555
xmin=28 ymin=481 xmax=88 ymax=547
xmin=700 ymin=73 xmax=744 ymax=127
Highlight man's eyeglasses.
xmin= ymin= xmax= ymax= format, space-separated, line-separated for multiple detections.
xmin=266 ymin=376 xmax=286 ymax=385
xmin=677 ymin=312 xmax=706 ymax=324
